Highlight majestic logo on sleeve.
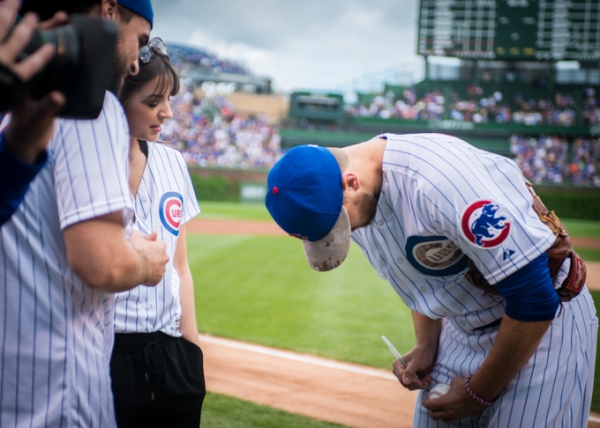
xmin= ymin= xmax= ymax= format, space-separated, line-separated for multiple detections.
xmin=159 ymin=192 xmax=183 ymax=236
xmin=461 ymin=200 xmax=511 ymax=248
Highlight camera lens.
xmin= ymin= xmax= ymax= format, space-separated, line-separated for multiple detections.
xmin=20 ymin=25 xmax=80 ymax=100
xmin=1 ymin=15 xmax=116 ymax=119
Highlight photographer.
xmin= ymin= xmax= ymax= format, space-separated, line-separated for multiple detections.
xmin=0 ymin=1 xmax=169 ymax=427
xmin=0 ymin=0 xmax=66 ymax=224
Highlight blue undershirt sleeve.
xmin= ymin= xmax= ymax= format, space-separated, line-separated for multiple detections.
xmin=493 ymin=253 xmax=560 ymax=322
xmin=0 ymin=131 xmax=48 ymax=225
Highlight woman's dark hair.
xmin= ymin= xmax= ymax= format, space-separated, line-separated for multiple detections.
xmin=119 ymin=50 xmax=180 ymax=106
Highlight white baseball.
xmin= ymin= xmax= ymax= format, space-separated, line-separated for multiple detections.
xmin=428 ymin=383 xmax=451 ymax=399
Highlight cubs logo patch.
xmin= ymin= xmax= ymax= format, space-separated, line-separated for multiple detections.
xmin=159 ymin=192 xmax=183 ymax=236
xmin=405 ymin=236 xmax=468 ymax=277
xmin=461 ymin=200 xmax=511 ymax=248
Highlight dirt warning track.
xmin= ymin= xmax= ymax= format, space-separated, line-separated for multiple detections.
xmin=200 ymin=335 xmax=418 ymax=428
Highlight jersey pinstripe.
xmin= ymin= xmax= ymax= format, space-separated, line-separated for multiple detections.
xmin=113 ymin=143 xmax=199 ymax=336
xmin=414 ymin=288 xmax=597 ymax=428
xmin=353 ymin=133 xmax=557 ymax=332
xmin=0 ymin=92 xmax=132 ymax=428
xmin=352 ymin=133 xmax=597 ymax=427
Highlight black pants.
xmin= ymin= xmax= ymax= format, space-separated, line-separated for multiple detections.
xmin=110 ymin=332 xmax=206 ymax=428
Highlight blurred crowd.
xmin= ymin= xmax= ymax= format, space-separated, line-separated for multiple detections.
xmin=345 ymin=88 xmax=445 ymax=120
xmin=159 ymin=84 xmax=283 ymax=170
xmin=510 ymin=134 xmax=600 ymax=186
xmin=347 ymin=85 xmax=580 ymax=127
xmin=157 ymin=82 xmax=600 ymax=186
xmin=583 ymin=87 xmax=600 ymax=125
xmin=570 ymin=137 xmax=600 ymax=186
xmin=167 ymin=44 xmax=248 ymax=76
xmin=155 ymin=45 xmax=599 ymax=185
xmin=510 ymin=92 xmax=576 ymax=127
xmin=159 ymin=81 xmax=600 ymax=187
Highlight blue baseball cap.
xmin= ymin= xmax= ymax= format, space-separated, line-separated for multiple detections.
xmin=266 ymin=145 xmax=351 ymax=271
xmin=117 ymin=0 xmax=153 ymax=28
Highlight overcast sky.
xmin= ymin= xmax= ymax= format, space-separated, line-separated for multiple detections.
xmin=151 ymin=0 xmax=426 ymax=95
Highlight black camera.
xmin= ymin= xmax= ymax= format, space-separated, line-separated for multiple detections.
xmin=0 ymin=14 xmax=117 ymax=119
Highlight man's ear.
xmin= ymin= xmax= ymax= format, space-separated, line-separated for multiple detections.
xmin=101 ymin=0 xmax=119 ymax=21
xmin=342 ymin=173 xmax=360 ymax=192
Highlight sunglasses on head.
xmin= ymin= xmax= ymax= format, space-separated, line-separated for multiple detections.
xmin=139 ymin=37 xmax=169 ymax=65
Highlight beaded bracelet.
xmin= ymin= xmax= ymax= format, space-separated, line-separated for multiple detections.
xmin=464 ymin=376 xmax=495 ymax=406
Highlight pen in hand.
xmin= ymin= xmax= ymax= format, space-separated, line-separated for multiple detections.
xmin=381 ymin=335 xmax=409 ymax=367
xmin=381 ymin=335 xmax=429 ymax=391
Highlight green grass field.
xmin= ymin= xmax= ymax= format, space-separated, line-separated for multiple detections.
xmin=190 ymin=234 xmax=414 ymax=368
xmin=562 ymin=219 xmax=600 ymax=239
xmin=202 ymin=393 xmax=347 ymax=428
xmin=199 ymin=201 xmax=274 ymax=221
xmin=190 ymin=203 xmax=600 ymax=421
xmin=195 ymin=204 xmax=600 ymax=240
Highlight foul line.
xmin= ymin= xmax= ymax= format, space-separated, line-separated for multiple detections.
xmin=198 ymin=333 xmax=397 ymax=381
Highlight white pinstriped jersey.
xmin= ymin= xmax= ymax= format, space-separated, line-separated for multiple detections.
xmin=353 ymin=133 xmax=597 ymax=427
xmin=0 ymin=92 xmax=131 ymax=428
xmin=113 ymin=143 xmax=199 ymax=336
xmin=416 ymin=291 xmax=597 ymax=428
xmin=353 ymin=133 xmax=557 ymax=332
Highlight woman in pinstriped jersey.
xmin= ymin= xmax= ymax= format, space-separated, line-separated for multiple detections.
xmin=110 ymin=37 xmax=206 ymax=427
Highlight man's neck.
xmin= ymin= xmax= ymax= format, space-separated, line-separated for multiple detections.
xmin=344 ymin=137 xmax=386 ymax=195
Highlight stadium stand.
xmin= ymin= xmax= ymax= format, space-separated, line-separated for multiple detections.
xmin=570 ymin=137 xmax=600 ymax=187
xmin=510 ymin=134 xmax=600 ymax=186
xmin=347 ymin=84 xmax=578 ymax=127
xmin=155 ymin=42 xmax=599 ymax=188
xmin=160 ymin=84 xmax=283 ymax=170
xmin=583 ymin=87 xmax=600 ymax=126
xmin=510 ymin=134 xmax=569 ymax=185
xmin=345 ymin=88 xmax=445 ymax=120
xmin=168 ymin=43 xmax=249 ymax=76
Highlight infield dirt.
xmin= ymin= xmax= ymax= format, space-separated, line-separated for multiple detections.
xmin=190 ymin=218 xmax=600 ymax=428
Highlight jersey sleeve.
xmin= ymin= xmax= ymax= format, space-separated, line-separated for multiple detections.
xmin=52 ymin=92 xmax=134 ymax=230
xmin=175 ymin=151 xmax=200 ymax=225
xmin=418 ymin=153 xmax=556 ymax=285
xmin=0 ymin=131 xmax=48 ymax=225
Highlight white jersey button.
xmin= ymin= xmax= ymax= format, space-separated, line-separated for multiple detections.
xmin=141 ymin=196 xmax=148 ymax=202
xmin=377 ymin=219 xmax=384 ymax=227
xmin=420 ymin=285 xmax=427 ymax=292
xmin=397 ymin=257 xmax=404 ymax=264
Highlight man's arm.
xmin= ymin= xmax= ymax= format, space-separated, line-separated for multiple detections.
xmin=174 ymin=225 xmax=202 ymax=347
xmin=469 ymin=316 xmax=552 ymax=399
xmin=63 ymin=211 xmax=169 ymax=292
xmin=0 ymin=0 xmax=67 ymax=224
xmin=0 ymin=130 xmax=47 ymax=224
xmin=423 ymin=315 xmax=551 ymax=422
xmin=392 ymin=311 xmax=442 ymax=390
xmin=422 ymin=253 xmax=559 ymax=422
